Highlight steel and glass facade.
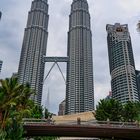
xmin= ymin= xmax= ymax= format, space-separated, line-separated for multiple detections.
xmin=18 ymin=0 xmax=49 ymax=105
xmin=106 ymin=23 xmax=139 ymax=103
xmin=65 ymin=0 xmax=94 ymax=114
xmin=0 ymin=11 xmax=3 ymax=73
xmin=0 ymin=12 xmax=2 ymax=20
xmin=0 ymin=60 xmax=2 ymax=73
xmin=136 ymin=70 xmax=140 ymax=101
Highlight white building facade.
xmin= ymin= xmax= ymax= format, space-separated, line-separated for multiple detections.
xmin=106 ymin=23 xmax=139 ymax=103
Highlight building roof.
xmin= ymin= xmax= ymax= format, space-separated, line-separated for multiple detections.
xmin=53 ymin=111 xmax=95 ymax=124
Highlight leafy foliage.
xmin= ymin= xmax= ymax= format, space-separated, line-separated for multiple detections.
xmin=95 ymin=99 xmax=122 ymax=121
xmin=0 ymin=77 xmax=58 ymax=140
xmin=33 ymin=136 xmax=58 ymax=140
xmin=96 ymin=99 xmax=140 ymax=122
xmin=0 ymin=77 xmax=35 ymax=139
xmin=30 ymin=105 xmax=44 ymax=118
xmin=122 ymin=101 xmax=138 ymax=122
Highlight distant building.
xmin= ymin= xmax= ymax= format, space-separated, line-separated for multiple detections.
xmin=105 ymin=91 xmax=112 ymax=100
xmin=12 ymin=72 xmax=18 ymax=78
xmin=0 ymin=11 xmax=2 ymax=20
xmin=106 ymin=23 xmax=139 ymax=103
xmin=136 ymin=70 xmax=140 ymax=101
xmin=0 ymin=60 xmax=3 ymax=73
xmin=58 ymin=100 xmax=65 ymax=116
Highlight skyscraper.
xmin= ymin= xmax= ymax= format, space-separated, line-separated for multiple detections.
xmin=65 ymin=0 xmax=94 ymax=114
xmin=0 ymin=60 xmax=3 ymax=73
xmin=136 ymin=70 xmax=140 ymax=101
xmin=0 ymin=11 xmax=2 ymax=20
xmin=0 ymin=13 xmax=3 ymax=74
xmin=106 ymin=23 xmax=139 ymax=103
xmin=18 ymin=0 xmax=49 ymax=105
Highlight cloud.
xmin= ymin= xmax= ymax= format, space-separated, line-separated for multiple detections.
xmin=42 ymin=63 xmax=66 ymax=114
xmin=0 ymin=0 xmax=140 ymax=114
xmin=0 ymin=0 xmax=31 ymax=78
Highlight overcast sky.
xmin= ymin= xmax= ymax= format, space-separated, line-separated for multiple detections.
xmin=0 ymin=0 xmax=140 ymax=114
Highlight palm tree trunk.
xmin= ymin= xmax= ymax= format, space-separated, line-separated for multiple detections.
xmin=1 ymin=109 xmax=8 ymax=130
xmin=0 ymin=112 xmax=2 ymax=121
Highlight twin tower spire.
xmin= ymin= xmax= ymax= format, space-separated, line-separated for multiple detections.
xmin=18 ymin=0 xmax=94 ymax=114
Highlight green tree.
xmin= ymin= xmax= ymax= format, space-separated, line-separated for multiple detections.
xmin=44 ymin=108 xmax=52 ymax=119
xmin=122 ymin=101 xmax=139 ymax=122
xmin=33 ymin=136 xmax=58 ymax=140
xmin=95 ymin=99 xmax=122 ymax=121
xmin=0 ymin=77 xmax=34 ymax=139
xmin=0 ymin=77 xmax=58 ymax=140
xmin=134 ymin=102 xmax=140 ymax=122
xmin=95 ymin=99 xmax=109 ymax=121
xmin=30 ymin=105 xmax=44 ymax=118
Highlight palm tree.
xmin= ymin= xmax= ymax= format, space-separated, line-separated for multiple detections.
xmin=0 ymin=77 xmax=58 ymax=140
xmin=0 ymin=77 xmax=21 ymax=129
xmin=0 ymin=77 xmax=34 ymax=129
xmin=0 ymin=77 xmax=36 ymax=140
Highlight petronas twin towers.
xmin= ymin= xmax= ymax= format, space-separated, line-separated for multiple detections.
xmin=66 ymin=0 xmax=94 ymax=114
xmin=18 ymin=0 xmax=94 ymax=114
xmin=18 ymin=0 xmax=49 ymax=104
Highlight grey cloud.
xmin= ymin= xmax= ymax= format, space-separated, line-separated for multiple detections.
xmin=0 ymin=0 xmax=140 ymax=114
xmin=42 ymin=64 xmax=66 ymax=114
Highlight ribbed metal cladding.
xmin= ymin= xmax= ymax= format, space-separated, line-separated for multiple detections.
xmin=18 ymin=0 xmax=49 ymax=105
xmin=65 ymin=0 xmax=94 ymax=114
xmin=106 ymin=23 xmax=139 ymax=103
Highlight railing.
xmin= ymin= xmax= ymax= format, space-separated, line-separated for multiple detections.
xmin=89 ymin=120 xmax=140 ymax=128
xmin=22 ymin=118 xmax=55 ymax=125
xmin=22 ymin=118 xmax=140 ymax=128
